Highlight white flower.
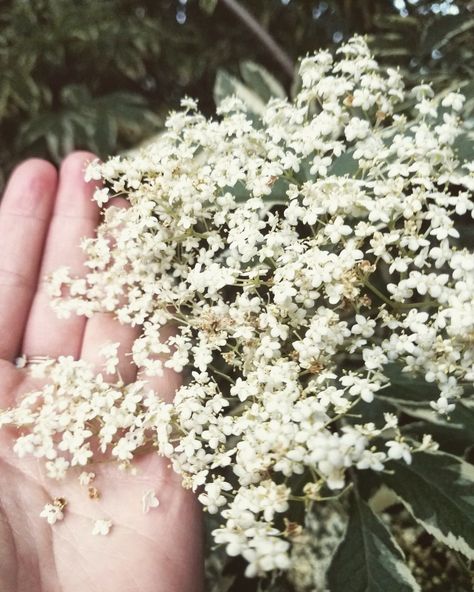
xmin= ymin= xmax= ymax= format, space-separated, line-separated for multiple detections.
xmin=383 ymin=413 xmax=398 ymax=429
xmin=430 ymin=396 xmax=455 ymax=416
xmin=79 ymin=472 xmax=96 ymax=486
xmin=92 ymin=519 xmax=113 ymax=536
xmin=142 ymin=490 xmax=160 ymax=513
xmin=99 ymin=342 xmax=120 ymax=375
xmin=411 ymin=84 xmax=434 ymax=101
xmin=345 ymin=117 xmax=370 ymax=142
xmin=40 ymin=503 xmax=64 ymax=525
xmin=46 ymin=457 xmax=70 ymax=480
xmin=441 ymin=92 xmax=465 ymax=111
xmin=386 ymin=440 xmax=412 ymax=464
xmin=417 ymin=434 xmax=439 ymax=452
xmin=93 ymin=187 xmax=111 ymax=206
xmin=198 ymin=478 xmax=232 ymax=514
xmin=324 ymin=216 xmax=352 ymax=244
xmin=242 ymin=535 xmax=291 ymax=577
xmin=84 ymin=158 xmax=102 ymax=181
xmin=351 ymin=315 xmax=376 ymax=338
xmin=340 ymin=374 xmax=380 ymax=403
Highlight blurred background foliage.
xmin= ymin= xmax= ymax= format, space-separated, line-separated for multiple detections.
xmin=0 ymin=0 xmax=473 ymax=188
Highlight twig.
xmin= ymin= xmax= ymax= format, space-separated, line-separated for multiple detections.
xmin=219 ymin=0 xmax=295 ymax=79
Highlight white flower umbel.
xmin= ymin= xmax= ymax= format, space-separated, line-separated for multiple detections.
xmin=1 ymin=36 xmax=473 ymax=578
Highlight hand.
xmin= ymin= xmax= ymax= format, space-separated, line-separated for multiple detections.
xmin=0 ymin=153 xmax=203 ymax=592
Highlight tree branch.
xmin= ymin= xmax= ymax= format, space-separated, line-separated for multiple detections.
xmin=219 ymin=0 xmax=295 ymax=79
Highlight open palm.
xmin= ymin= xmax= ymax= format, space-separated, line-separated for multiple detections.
xmin=0 ymin=153 xmax=203 ymax=592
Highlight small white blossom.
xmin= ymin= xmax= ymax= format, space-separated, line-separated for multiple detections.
xmin=386 ymin=440 xmax=412 ymax=464
xmin=430 ymin=396 xmax=456 ymax=416
xmin=79 ymin=472 xmax=96 ymax=486
xmin=92 ymin=519 xmax=113 ymax=536
xmin=345 ymin=117 xmax=370 ymax=142
xmin=441 ymin=92 xmax=465 ymax=111
xmin=99 ymin=342 xmax=120 ymax=375
xmin=40 ymin=503 xmax=64 ymax=525
xmin=93 ymin=187 xmax=111 ymax=206
xmin=142 ymin=490 xmax=160 ymax=513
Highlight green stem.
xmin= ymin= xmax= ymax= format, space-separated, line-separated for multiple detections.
xmin=210 ymin=365 xmax=235 ymax=385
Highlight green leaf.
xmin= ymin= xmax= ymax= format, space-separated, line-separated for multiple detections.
xmin=213 ymin=69 xmax=266 ymax=116
xmin=381 ymin=451 xmax=474 ymax=560
xmin=378 ymin=364 xmax=474 ymax=445
xmin=347 ymin=398 xmax=396 ymax=427
xmin=91 ymin=114 xmax=118 ymax=156
xmin=402 ymin=421 xmax=473 ymax=457
xmin=199 ymin=0 xmax=218 ymax=14
xmin=17 ymin=88 xmax=159 ymax=162
xmin=0 ymin=78 xmax=10 ymax=117
xmin=9 ymin=72 xmax=41 ymax=112
xmin=239 ymin=61 xmax=286 ymax=103
xmin=382 ymin=363 xmax=437 ymax=403
xmin=60 ymin=84 xmax=91 ymax=108
xmin=328 ymin=495 xmax=419 ymax=592
xmin=115 ymin=50 xmax=147 ymax=81
xmin=225 ymin=178 xmax=289 ymax=205
xmin=454 ymin=128 xmax=474 ymax=164
xmin=328 ymin=149 xmax=358 ymax=177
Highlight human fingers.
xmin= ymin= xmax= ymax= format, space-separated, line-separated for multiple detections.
xmin=0 ymin=159 xmax=57 ymax=360
xmin=22 ymin=151 xmax=101 ymax=359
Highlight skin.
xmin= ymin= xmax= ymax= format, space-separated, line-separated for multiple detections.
xmin=0 ymin=153 xmax=204 ymax=592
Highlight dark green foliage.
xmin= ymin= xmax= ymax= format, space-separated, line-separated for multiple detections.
xmin=1 ymin=0 xmax=473 ymax=188
xmin=380 ymin=452 xmax=474 ymax=561
xmin=328 ymin=495 xmax=419 ymax=591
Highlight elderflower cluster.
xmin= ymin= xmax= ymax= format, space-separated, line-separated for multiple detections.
xmin=1 ymin=37 xmax=473 ymax=578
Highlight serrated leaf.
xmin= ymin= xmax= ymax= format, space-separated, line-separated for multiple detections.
xmin=378 ymin=364 xmax=474 ymax=441
xmin=328 ymin=495 xmax=420 ymax=592
xmin=213 ymin=69 xmax=266 ymax=116
xmin=381 ymin=451 xmax=474 ymax=560
xmin=239 ymin=61 xmax=286 ymax=103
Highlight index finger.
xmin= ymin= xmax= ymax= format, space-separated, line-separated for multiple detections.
xmin=22 ymin=152 xmax=101 ymax=359
xmin=0 ymin=159 xmax=57 ymax=360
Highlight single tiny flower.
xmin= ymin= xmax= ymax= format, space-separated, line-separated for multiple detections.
xmin=142 ymin=490 xmax=160 ymax=513
xmin=386 ymin=440 xmax=412 ymax=464
xmin=40 ymin=502 xmax=65 ymax=525
xmin=92 ymin=519 xmax=113 ymax=536
xmin=79 ymin=472 xmax=96 ymax=486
